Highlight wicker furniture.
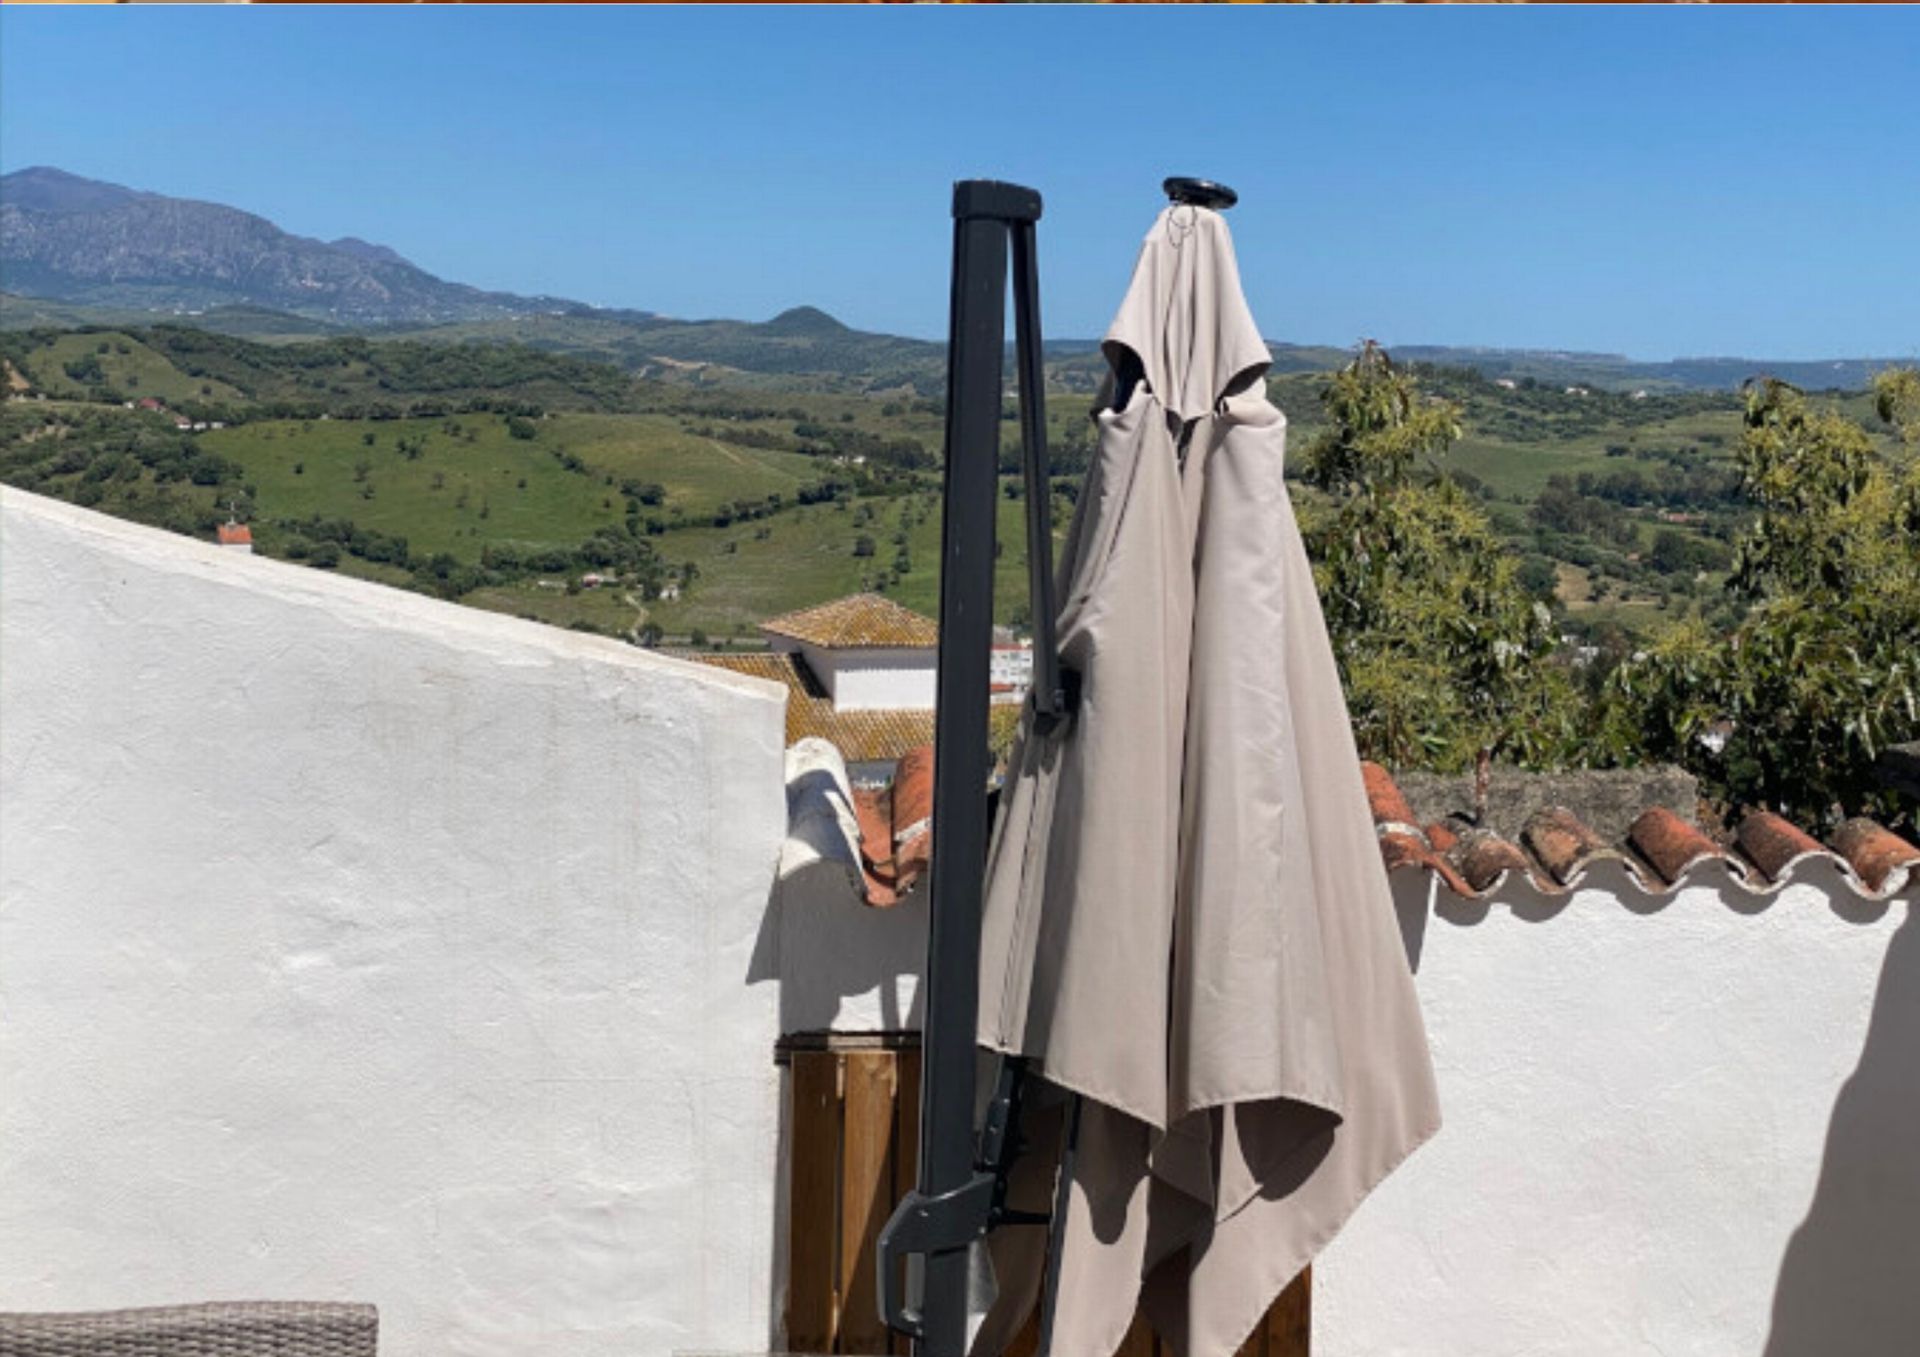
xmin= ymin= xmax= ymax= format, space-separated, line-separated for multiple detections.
xmin=0 ymin=1302 xmax=377 ymax=1357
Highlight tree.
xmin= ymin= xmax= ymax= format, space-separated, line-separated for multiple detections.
xmin=1607 ymin=374 xmax=1920 ymax=824
xmin=1302 ymin=340 xmax=1464 ymax=495
xmin=1299 ymin=341 xmax=1578 ymax=773
xmin=1875 ymin=368 xmax=1920 ymax=450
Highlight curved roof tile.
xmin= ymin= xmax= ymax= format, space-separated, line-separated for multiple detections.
xmin=760 ymin=593 xmax=939 ymax=649
xmin=1367 ymin=762 xmax=1917 ymax=902
xmin=809 ymin=751 xmax=1919 ymax=909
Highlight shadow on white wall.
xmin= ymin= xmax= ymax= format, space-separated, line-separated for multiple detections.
xmin=750 ymin=739 xmax=927 ymax=1036
xmin=1764 ymin=901 xmax=1920 ymax=1356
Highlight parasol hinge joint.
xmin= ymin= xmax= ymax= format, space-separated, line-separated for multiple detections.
xmin=1031 ymin=667 xmax=1081 ymax=735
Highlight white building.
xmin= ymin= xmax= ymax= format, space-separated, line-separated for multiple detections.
xmin=702 ymin=593 xmax=1021 ymax=779
xmin=759 ymin=593 xmax=938 ymax=712
xmin=990 ymin=642 xmax=1032 ymax=704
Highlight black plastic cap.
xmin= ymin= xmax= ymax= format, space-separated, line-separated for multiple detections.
xmin=1164 ymin=177 xmax=1238 ymax=211
xmin=953 ymin=180 xmax=1043 ymax=224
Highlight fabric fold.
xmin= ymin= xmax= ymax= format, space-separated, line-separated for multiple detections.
xmin=973 ymin=205 xmax=1440 ymax=1357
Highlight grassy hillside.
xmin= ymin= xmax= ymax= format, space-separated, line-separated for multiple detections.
xmin=0 ymin=324 xmax=641 ymax=414
xmin=25 ymin=330 xmax=251 ymax=405
xmin=0 ymin=293 xmax=344 ymax=340
xmin=10 ymin=320 xmax=1897 ymax=653
xmin=194 ymin=411 xmax=828 ymax=563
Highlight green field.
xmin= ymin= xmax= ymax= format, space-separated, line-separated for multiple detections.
xmin=29 ymin=331 xmax=250 ymax=405
xmin=7 ymin=321 xmax=1905 ymax=653
xmin=197 ymin=411 xmax=833 ymax=562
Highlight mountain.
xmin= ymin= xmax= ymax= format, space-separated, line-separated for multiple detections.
xmin=0 ymin=167 xmax=578 ymax=324
xmin=1383 ymin=344 xmax=1896 ymax=394
xmin=3 ymin=169 xmax=1899 ymax=394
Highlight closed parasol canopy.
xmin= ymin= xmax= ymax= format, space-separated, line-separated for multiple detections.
xmin=972 ymin=196 xmax=1442 ymax=1357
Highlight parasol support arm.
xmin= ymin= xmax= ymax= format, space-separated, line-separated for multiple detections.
xmin=878 ymin=1058 xmax=1050 ymax=1340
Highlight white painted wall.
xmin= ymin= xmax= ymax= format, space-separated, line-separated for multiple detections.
xmin=0 ymin=490 xmax=791 ymax=1357
xmin=1315 ymin=868 xmax=1919 ymax=1357
xmin=770 ymin=741 xmax=1920 ymax=1356
xmin=760 ymin=739 xmax=926 ymax=1036
xmin=803 ymin=645 xmax=937 ymax=712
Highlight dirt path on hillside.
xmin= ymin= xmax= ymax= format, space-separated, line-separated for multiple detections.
xmin=701 ymin=437 xmax=750 ymax=469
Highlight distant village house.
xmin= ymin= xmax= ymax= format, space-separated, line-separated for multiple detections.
xmin=695 ymin=593 xmax=1020 ymax=780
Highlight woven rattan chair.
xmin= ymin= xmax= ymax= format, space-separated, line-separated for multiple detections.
xmin=0 ymin=1302 xmax=377 ymax=1357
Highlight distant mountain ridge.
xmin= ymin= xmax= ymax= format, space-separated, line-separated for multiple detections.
xmin=0 ymin=167 xmax=578 ymax=324
xmin=1 ymin=168 xmax=1902 ymax=393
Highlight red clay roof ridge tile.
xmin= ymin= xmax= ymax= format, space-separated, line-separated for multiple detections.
xmin=1453 ymin=828 xmax=1536 ymax=895
xmin=1734 ymin=811 xmax=1829 ymax=884
xmin=1628 ymin=806 xmax=1734 ymax=887
xmin=1832 ymin=817 xmax=1920 ymax=895
xmin=1371 ymin=766 xmax=1917 ymax=902
xmin=808 ymin=749 xmax=1918 ymax=907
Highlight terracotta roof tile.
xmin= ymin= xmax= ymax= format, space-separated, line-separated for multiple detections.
xmin=1735 ymin=811 xmax=1827 ymax=884
xmin=1454 ymin=829 xmax=1535 ymax=895
xmin=216 ymin=522 xmax=252 ymax=546
xmin=760 ymin=593 xmax=939 ymax=649
xmin=1832 ymin=817 xmax=1920 ymax=895
xmin=696 ymin=652 xmax=1020 ymax=769
xmin=1363 ymin=762 xmax=1421 ymax=830
xmin=891 ymin=744 xmax=934 ymax=889
xmin=808 ymin=754 xmax=1919 ymax=911
xmin=841 ymin=744 xmax=938 ymax=908
xmin=1628 ymin=806 xmax=1731 ymax=886
xmin=1359 ymin=762 xmax=1915 ymax=903
xmin=1522 ymin=806 xmax=1617 ymax=887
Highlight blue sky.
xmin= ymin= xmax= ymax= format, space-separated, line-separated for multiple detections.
xmin=2 ymin=5 xmax=1916 ymax=359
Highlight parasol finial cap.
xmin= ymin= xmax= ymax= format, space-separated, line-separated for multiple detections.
xmin=1163 ymin=177 xmax=1238 ymax=211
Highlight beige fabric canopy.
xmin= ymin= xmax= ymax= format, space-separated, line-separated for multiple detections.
xmin=974 ymin=205 xmax=1441 ymax=1357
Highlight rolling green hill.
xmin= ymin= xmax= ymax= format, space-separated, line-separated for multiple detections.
xmin=10 ymin=319 xmax=1896 ymax=651
xmin=0 ymin=323 xmax=642 ymax=414
xmin=10 ymin=287 xmax=1901 ymax=400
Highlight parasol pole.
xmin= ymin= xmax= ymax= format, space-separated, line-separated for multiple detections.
xmin=877 ymin=179 xmax=1045 ymax=1357
xmin=876 ymin=176 xmax=1235 ymax=1357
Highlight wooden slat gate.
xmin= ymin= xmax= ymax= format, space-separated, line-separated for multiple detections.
xmin=781 ymin=1036 xmax=1309 ymax=1357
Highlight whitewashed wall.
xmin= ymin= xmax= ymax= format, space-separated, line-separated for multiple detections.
xmin=0 ymin=490 xmax=790 ymax=1357
xmin=760 ymin=739 xmax=926 ymax=1035
xmin=1316 ymin=868 xmax=1918 ymax=1357
xmin=773 ymin=744 xmax=1920 ymax=1357
xmin=804 ymin=646 xmax=937 ymax=712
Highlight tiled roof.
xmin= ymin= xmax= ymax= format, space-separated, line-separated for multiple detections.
xmin=1364 ymin=763 xmax=1919 ymax=902
xmin=831 ymin=746 xmax=1919 ymax=909
xmin=849 ymin=745 xmax=934 ymax=908
xmin=760 ymin=593 xmax=939 ymax=649
xmin=216 ymin=522 xmax=252 ymax=546
xmin=696 ymin=651 xmax=1020 ymax=765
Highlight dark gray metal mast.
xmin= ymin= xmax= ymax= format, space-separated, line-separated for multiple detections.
xmin=876 ymin=178 xmax=1046 ymax=1357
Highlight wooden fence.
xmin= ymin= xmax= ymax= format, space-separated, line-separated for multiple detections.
xmin=780 ymin=1035 xmax=1309 ymax=1357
